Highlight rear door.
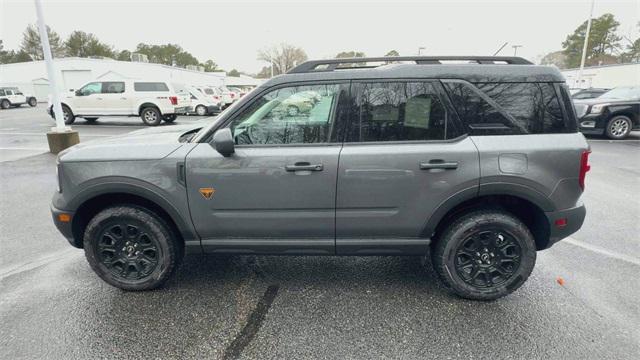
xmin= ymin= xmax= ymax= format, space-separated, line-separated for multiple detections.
xmin=336 ymin=80 xmax=479 ymax=254
xmin=185 ymin=82 xmax=350 ymax=254
xmin=100 ymin=81 xmax=129 ymax=114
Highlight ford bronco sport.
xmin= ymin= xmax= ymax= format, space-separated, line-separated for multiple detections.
xmin=51 ymin=56 xmax=589 ymax=300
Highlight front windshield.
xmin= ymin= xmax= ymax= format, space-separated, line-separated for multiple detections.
xmin=599 ymin=86 xmax=640 ymax=100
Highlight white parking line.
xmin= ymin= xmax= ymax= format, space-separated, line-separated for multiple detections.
xmin=563 ymin=237 xmax=640 ymax=266
xmin=0 ymin=147 xmax=49 ymax=151
xmin=0 ymin=132 xmax=112 ymax=137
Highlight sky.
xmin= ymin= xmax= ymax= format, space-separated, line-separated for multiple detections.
xmin=1 ymin=0 xmax=639 ymax=73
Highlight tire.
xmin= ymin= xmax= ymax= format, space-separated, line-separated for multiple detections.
xmin=432 ymin=209 xmax=536 ymax=300
xmin=1 ymin=99 xmax=10 ymax=109
xmin=28 ymin=97 xmax=37 ymax=107
xmin=287 ymin=105 xmax=299 ymax=117
xmin=195 ymin=105 xmax=207 ymax=116
xmin=163 ymin=114 xmax=177 ymax=123
xmin=61 ymin=105 xmax=75 ymax=125
xmin=140 ymin=107 xmax=162 ymax=126
xmin=605 ymin=115 xmax=632 ymax=140
xmin=84 ymin=117 xmax=98 ymax=123
xmin=83 ymin=205 xmax=181 ymax=291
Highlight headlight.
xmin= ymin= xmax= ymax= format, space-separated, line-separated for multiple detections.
xmin=589 ymin=104 xmax=607 ymax=114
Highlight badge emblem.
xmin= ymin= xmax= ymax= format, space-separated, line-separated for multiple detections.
xmin=199 ymin=187 xmax=215 ymax=199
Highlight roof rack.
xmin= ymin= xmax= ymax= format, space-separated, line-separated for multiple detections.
xmin=288 ymin=56 xmax=533 ymax=73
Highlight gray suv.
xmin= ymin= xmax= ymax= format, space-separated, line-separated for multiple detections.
xmin=51 ymin=56 xmax=589 ymax=300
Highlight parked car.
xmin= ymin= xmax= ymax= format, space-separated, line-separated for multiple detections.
xmin=51 ymin=56 xmax=589 ymax=300
xmin=47 ymin=80 xmax=191 ymax=126
xmin=186 ymin=86 xmax=222 ymax=116
xmin=219 ymin=85 xmax=239 ymax=105
xmin=199 ymin=86 xmax=233 ymax=108
xmin=571 ymin=88 xmax=609 ymax=100
xmin=0 ymin=87 xmax=37 ymax=109
xmin=228 ymin=86 xmax=249 ymax=98
xmin=575 ymin=86 xmax=640 ymax=139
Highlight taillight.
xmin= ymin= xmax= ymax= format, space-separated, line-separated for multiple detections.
xmin=579 ymin=150 xmax=591 ymax=190
xmin=169 ymin=96 xmax=178 ymax=105
xmin=213 ymin=96 xmax=220 ymax=100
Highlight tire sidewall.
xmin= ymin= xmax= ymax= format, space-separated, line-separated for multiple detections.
xmin=605 ymin=116 xmax=631 ymax=140
xmin=28 ymin=98 xmax=37 ymax=107
xmin=83 ymin=206 xmax=177 ymax=291
xmin=1 ymin=100 xmax=10 ymax=109
xmin=195 ymin=105 xmax=207 ymax=116
xmin=435 ymin=211 xmax=536 ymax=300
xmin=141 ymin=107 xmax=162 ymax=126
xmin=62 ymin=106 xmax=75 ymax=125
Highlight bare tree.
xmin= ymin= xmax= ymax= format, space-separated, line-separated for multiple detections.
xmin=257 ymin=43 xmax=308 ymax=76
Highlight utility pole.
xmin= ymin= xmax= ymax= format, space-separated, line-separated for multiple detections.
xmin=512 ymin=45 xmax=523 ymax=56
xmin=493 ymin=42 xmax=509 ymax=56
xmin=577 ymin=0 xmax=595 ymax=89
xmin=35 ymin=0 xmax=79 ymax=153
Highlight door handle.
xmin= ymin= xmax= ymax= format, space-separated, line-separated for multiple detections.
xmin=420 ymin=160 xmax=459 ymax=170
xmin=96 ymin=97 xmax=103 ymax=100
xmin=285 ymin=162 xmax=323 ymax=172
xmin=120 ymin=97 xmax=127 ymax=100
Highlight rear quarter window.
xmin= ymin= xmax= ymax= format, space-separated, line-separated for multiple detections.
xmin=444 ymin=81 xmax=575 ymax=135
xmin=134 ymin=82 xmax=169 ymax=92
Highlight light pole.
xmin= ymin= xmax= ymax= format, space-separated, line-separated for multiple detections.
xmin=577 ymin=0 xmax=595 ymax=89
xmin=35 ymin=0 xmax=79 ymax=153
xmin=512 ymin=45 xmax=523 ymax=56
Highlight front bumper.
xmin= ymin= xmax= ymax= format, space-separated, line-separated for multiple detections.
xmin=543 ymin=203 xmax=586 ymax=249
xmin=578 ymin=113 xmax=607 ymax=135
xmin=50 ymin=204 xmax=79 ymax=248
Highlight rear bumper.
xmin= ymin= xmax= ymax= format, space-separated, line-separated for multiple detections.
xmin=543 ymin=203 xmax=586 ymax=249
xmin=50 ymin=204 xmax=79 ymax=248
xmin=173 ymin=106 xmax=191 ymax=114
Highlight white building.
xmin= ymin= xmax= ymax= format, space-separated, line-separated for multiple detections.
xmin=562 ymin=62 xmax=640 ymax=89
xmin=0 ymin=57 xmax=261 ymax=101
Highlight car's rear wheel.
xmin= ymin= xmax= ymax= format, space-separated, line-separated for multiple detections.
xmin=163 ymin=114 xmax=177 ymax=123
xmin=605 ymin=115 xmax=632 ymax=140
xmin=141 ymin=107 xmax=162 ymax=126
xmin=1 ymin=99 xmax=10 ymax=109
xmin=84 ymin=205 xmax=181 ymax=291
xmin=195 ymin=105 xmax=207 ymax=116
xmin=432 ymin=209 xmax=536 ymax=300
xmin=28 ymin=97 xmax=37 ymax=107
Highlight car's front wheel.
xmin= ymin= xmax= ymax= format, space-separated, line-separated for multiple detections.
xmin=605 ymin=115 xmax=632 ymax=140
xmin=432 ymin=209 xmax=536 ymax=300
xmin=195 ymin=105 xmax=207 ymax=116
xmin=140 ymin=107 xmax=162 ymax=126
xmin=84 ymin=205 xmax=181 ymax=291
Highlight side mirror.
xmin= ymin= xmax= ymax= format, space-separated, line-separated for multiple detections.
xmin=69 ymin=89 xmax=74 ymax=92
xmin=212 ymin=128 xmax=235 ymax=157
xmin=75 ymin=90 xmax=82 ymax=96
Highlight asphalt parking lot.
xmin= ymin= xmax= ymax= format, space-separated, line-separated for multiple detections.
xmin=1 ymin=105 xmax=639 ymax=359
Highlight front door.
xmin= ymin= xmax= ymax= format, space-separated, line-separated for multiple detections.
xmin=335 ymin=80 xmax=479 ymax=253
xmin=73 ymin=82 xmax=102 ymax=114
xmin=186 ymin=82 xmax=349 ymax=254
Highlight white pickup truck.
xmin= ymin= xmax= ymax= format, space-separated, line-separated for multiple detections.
xmin=47 ymin=80 xmax=191 ymax=126
xmin=1 ymin=87 xmax=38 ymax=109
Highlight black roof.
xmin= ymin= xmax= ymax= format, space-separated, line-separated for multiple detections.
xmin=264 ymin=56 xmax=565 ymax=86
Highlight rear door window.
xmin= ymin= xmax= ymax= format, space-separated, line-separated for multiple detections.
xmin=348 ymin=82 xmax=449 ymax=142
xmin=102 ymin=82 xmax=125 ymax=94
xmin=134 ymin=82 xmax=169 ymax=92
